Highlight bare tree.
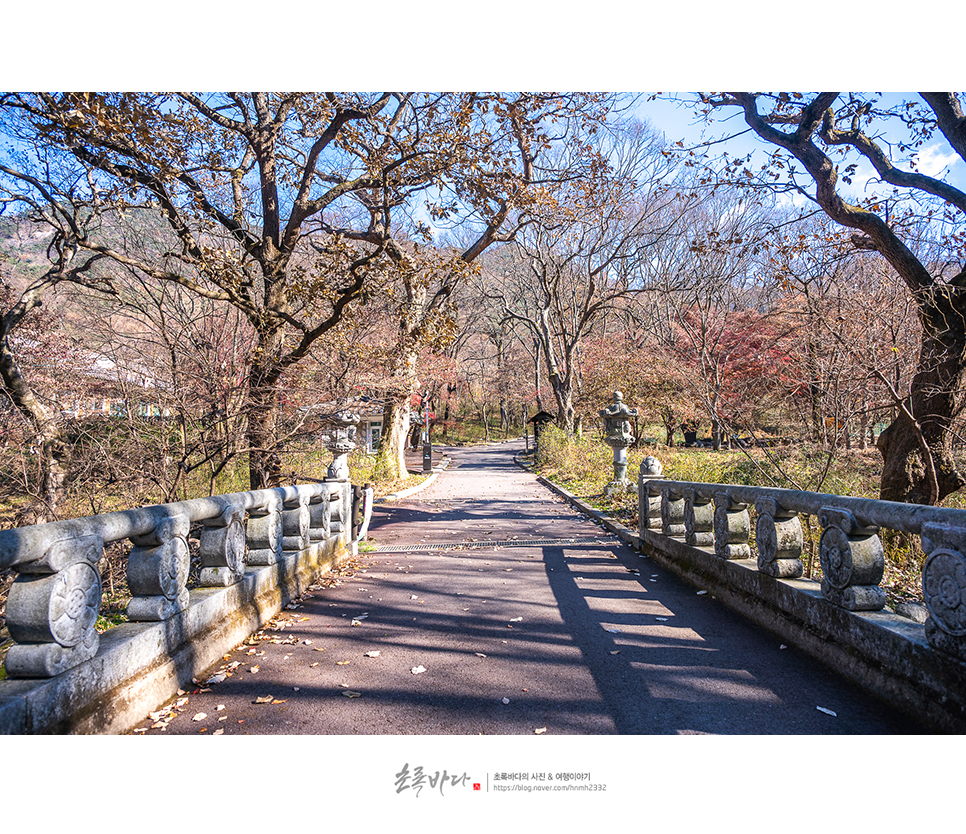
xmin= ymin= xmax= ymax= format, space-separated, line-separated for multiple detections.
xmin=481 ymin=121 xmax=697 ymax=434
xmin=1 ymin=93 xmax=621 ymax=487
xmin=0 ymin=151 xmax=113 ymax=518
xmin=695 ymin=92 xmax=966 ymax=504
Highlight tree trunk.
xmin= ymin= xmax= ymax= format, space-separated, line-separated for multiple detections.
xmin=246 ymin=330 xmax=284 ymax=491
xmin=711 ymin=416 xmax=723 ymax=451
xmin=373 ymin=394 xmax=410 ymax=480
xmin=877 ymin=300 xmax=966 ymax=505
xmin=0 ymin=309 xmax=65 ymax=520
xmin=549 ymin=371 xmax=577 ymax=434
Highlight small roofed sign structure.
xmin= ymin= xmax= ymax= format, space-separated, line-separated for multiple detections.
xmin=527 ymin=410 xmax=555 ymax=455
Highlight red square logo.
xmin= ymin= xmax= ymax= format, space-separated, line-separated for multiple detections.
xmin=473 ymin=783 xmax=481 ymax=791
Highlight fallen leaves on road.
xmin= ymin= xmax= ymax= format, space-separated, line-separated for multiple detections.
xmin=816 ymin=706 xmax=837 ymax=717
xmin=192 ymin=713 xmax=207 ymax=722
xmin=343 ymin=691 xmax=362 ymax=698
xmin=411 ymin=665 xmax=427 ymax=675
xmin=254 ymin=695 xmax=274 ymax=704
xmin=534 ymin=727 xmax=547 ymax=735
xmin=364 ymin=651 xmax=381 ymax=658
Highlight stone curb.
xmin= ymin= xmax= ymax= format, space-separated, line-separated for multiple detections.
xmin=512 ymin=453 xmax=641 ymax=549
xmin=375 ymin=457 xmax=451 ymax=503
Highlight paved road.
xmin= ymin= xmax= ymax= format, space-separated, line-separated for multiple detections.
xmin=132 ymin=440 xmax=926 ymax=735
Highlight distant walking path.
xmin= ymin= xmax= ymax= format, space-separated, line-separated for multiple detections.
xmin=132 ymin=440 xmax=924 ymax=735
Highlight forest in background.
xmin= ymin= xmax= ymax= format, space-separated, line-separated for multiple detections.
xmin=0 ymin=92 xmax=962 ymax=527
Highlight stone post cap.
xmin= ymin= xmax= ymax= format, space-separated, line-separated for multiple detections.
xmin=640 ymin=456 xmax=663 ymax=477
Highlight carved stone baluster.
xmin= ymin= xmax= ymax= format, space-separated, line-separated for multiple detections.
xmin=247 ymin=497 xmax=282 ymax=566
xmin=817 ymin=507 xmax=885 ymax=611
xmin=713 ymin=493 xmax=751 ymax=560
xmin=755 ymin=498 xmax=803 ymax=578
xmin=684 ymin=489 xmax=714 ymax=547
xmin=127 ymin=514 xmax=191 ymax=621
xmin=920 ymin=523 xmax=966 ymax=661
xmin=308 ymin=488 xmax=332 ymax=541
xmin=330 ymin=484 xmax=348 ymax=536
xmin=281 ymin=493 xmax=311 ymax=552
xmin=198 ymin=506 xmax=246 ymax=587
xmin=638 ymin=457 xmax=663 ymax=533
xmin=4 ymin=534 xmax=104 ymax=677
xmin=661 ymin=489 xmax=686 ymax=537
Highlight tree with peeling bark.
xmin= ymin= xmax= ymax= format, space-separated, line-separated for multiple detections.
xmin=693 ymin=92 xmax=966 ymax=505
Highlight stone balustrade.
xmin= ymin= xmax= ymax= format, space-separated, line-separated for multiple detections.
xmin=637 ymin=461 xmax=966 ymax=730
xmin=0 ymin=476 xmax=361 ymax=733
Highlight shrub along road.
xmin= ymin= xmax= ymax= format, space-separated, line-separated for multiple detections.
xmin=131 ymin=440 xmax=925 ymax=735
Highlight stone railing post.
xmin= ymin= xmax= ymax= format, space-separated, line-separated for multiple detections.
xmin=329 ymin=483 xmax=348 ymax=536
xmin=638 ymin=457 xmax=663 ymax=532
xmin=308 ymin=488 xmax=332 ymax=542
xmin=356 ymin=483 xmax=374 ymax=541
xmin=281 ymin=492 xmax=311 ymax=553
xmin=921 ymin=523 xmax=966 ymax=662
xmin=684 ymin=488 xmax=714 ymax=547
xmin=126 ymin=514 xmax=190 ymax=622
xmin=661 ymin=488 xmax=686 ymax=537
xmin=247 ymin=496 xmax=283 ymax=566
xmin=713 ymin=492 xmax=751 ymax=560
xmin=818 ymin=507 xmax=886 ymax=611
xmin=754 ymin=498 xmax=804 ymax=578
xmin=4 ymin=534 xmax=104 ymax=677
xmin=198 ymin=505 xmax=247 ymax=587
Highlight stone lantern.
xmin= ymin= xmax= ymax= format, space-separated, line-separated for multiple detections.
xmin=321 ymin=410 xmax=360 ymax=481
xmin=600 ymin=391 xmax=638 ymax=495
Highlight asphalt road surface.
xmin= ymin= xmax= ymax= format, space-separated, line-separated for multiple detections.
xmin=131 ymin=440 xmax=927 ymax=735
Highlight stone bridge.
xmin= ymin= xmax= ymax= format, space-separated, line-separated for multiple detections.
xmin=1 ymin=433 xmax=965 ymax=734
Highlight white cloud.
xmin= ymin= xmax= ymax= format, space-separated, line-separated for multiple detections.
xmin=914 ymin=143 xmax=961 ymax=178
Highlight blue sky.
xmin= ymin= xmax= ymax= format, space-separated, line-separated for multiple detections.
xmin=634 ymin=92 xmax=965 ymax=203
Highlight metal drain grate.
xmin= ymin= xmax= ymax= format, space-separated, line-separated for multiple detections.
xmin=368 ymin=537 xmax=611 ymax=553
